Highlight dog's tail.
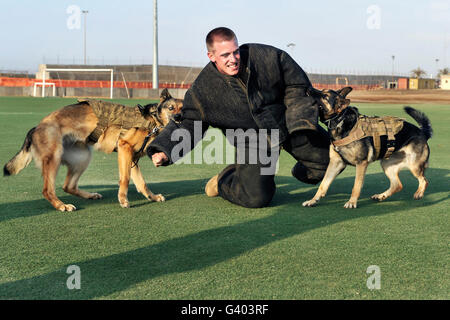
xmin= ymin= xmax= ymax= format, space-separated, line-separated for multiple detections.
xmin=3 ymin=127 xmax=36 ymax=176
xmin=404 ymin=106 xmax=433 ymax=140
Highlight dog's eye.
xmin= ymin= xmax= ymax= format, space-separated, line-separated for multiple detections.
xmin=168 ymin=106 xmax=174 ymax=111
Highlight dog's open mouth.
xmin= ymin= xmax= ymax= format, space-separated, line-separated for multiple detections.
xmin=309 ymin=86 xmax=353 ymax=123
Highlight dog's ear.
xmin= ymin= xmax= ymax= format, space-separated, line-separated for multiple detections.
xmin=336 ymin=98 xmax=351 ymax=113
xmin=160 ymin=88 xmax=172 ymax=102
xmin=343 ymin=98 xmax=351 ymax=107
xmin=137 ymin=103 xmax=157 ymax=116
xmin=137 ymin=104 xmax=146 ymax=116
xmin=307 ymin=86 xmax=323 ymax=97
xmin=337 ymin=86 xmax=353 ymax=98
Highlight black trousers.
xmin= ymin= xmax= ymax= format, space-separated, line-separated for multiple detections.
xmin=217 ymin=127 xmax=330 ymax=208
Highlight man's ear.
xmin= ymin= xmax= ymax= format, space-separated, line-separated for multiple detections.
xmin=160 ymin=88 xmax=171 ymax=102
xmin=207 ymin=51 xmax=216 ymax=63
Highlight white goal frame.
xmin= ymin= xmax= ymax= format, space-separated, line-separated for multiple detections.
xmin=33 ymin=82 xmax=56 ymax=97
xmin=41 ymin=68 xmax=114 ymax=99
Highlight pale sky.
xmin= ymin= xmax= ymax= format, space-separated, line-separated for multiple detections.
xmin=1 ymin=0 xmax=449 ymax=77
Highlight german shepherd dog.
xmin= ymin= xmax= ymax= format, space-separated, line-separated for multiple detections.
xmin=4 ymin=89 xmax=183 ymax=211
xmin=303 ymin=86 xmax=432 ymax=208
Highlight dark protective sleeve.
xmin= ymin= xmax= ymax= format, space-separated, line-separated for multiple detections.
xmin=278 ymin=50 xmax=331 ymax=184
xmin=278 ymin=50 xmax=321 ymax=134
xmin=284 ymin=127 xmax=331 ymax=185
xmin=146 ymin=89 xmax=209 ymax=165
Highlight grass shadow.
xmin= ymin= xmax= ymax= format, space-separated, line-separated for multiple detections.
xmin=273 ymin=167 xmax=449 ymax=207
xmin=0 ymin=179 xmax=206 ymax=222
xmin=0 ymin=168 xmax=448 ymax=299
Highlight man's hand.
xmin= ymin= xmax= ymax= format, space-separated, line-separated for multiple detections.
xmin=152 ymin=152 xmax=169 ymax=167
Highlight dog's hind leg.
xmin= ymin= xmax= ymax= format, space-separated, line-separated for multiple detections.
xmin=42 ymin=157 xmax=76 ymax=211
xmin=408 ymin=149 xmax=429 ymax=200
xmin=410 ymin=165 xmax=428 ymax=200
xmin=33 ymin=130 xmax=76 ymax=212
xmin=62 ymin=142 xmax=102 ymax=200
xmin=130 ymin=161 xmax=165 ymax=202
xmin=371 ymin=159 xmax=404 ymax=202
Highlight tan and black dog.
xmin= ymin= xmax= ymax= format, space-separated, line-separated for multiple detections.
xmin=303 ymin=86 xmax=432 ymax=208
xmin=4 ymin=89 xmax=183 ymax=211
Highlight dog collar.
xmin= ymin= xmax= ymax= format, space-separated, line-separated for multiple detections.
xmin=325 ymin=107 xmax=350 ymax=130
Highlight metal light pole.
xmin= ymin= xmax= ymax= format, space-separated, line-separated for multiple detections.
xmin=152 ymin=0 xmax=159 ymax=89
xmin=435 ymin=58 xmax=439 ymax=79
xmin=391 ymin=55 xmax=395 ymax=82
xmin=287 ymin=43 xmax=296 ymax=56
xmin=82 ymin=10 xmax=88 ymax=65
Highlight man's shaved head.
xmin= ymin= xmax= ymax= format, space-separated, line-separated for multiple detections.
xmin=206 ymin=27 xmax=237 ymax=52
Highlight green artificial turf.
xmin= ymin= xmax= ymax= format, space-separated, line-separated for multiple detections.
xmin=0 ymin=96 xmax=448 ymax=299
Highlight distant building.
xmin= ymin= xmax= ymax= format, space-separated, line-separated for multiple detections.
xmin=409 ymin=78 xmax=436 ymax=90
xmin=440 ymin=75 xmax=450 ymax=90
xmin=398 ymin=78 xmax=409 ymax=89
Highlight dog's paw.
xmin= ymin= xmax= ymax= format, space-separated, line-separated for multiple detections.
xmin=371 ymin=193 xmax=387 ymax=201
xmin=89 ymin=193 xmax=102 ymax=200
xmin=413 ymin=192 xmax=424 ymax=200
xmin=152 ymin=194 xmax=166 ymax=202
xmin=343 ymin=201 xmax=357 ymax=209
xmin=119 ymin=201 xmax=130 ymax=208
xmin=302 ymin=199 xmax=318 ymax=207
xmin=58 ymin=204 xmax=77 ymax=212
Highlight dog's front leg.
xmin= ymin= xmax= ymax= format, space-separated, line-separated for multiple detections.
xmin=130 ymin=161 xmax=165 ymax=202
xmin=344 ymin=160 xmax=369 ymax=209
xmin=303 ymin=147 xmax=346 ymax=207
xmin=117 ymin=139 xmax=133 ymax=208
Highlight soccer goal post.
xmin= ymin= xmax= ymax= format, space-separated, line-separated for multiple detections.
xmin=33 ymin=82 xmax=56 ymax=97
xmin=41 ymin=68 xmax=114 ymax=99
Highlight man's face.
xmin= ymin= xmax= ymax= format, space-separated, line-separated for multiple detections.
xmin=207 ymin=38 xmax=240 ymax=76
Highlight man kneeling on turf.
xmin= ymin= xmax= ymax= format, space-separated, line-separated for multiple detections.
xmin=147 ymin=27 xmax=329 ymax=208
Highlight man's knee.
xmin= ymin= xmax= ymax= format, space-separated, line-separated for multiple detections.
xmin=292 ymin=161 xmax=327 ymax=185
xmin=241 ymin=185 xmax=276 ymax=208
xmin=288 ymin=129 xmax=330 ymax=165
xmin=218 ymin=173 xmax=276 ymax=208
xmin=284 ymin=128 xmax=330 ymax=185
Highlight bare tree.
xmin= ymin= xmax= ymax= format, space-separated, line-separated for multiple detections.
xmin=411 ymin=67 xmax=427 ymax=78
xmin=437 ymin=67 xmax=449 ymax=78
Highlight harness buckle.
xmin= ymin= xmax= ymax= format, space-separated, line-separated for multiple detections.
xmin=151 ymin=126 xmax=160 ymax=135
